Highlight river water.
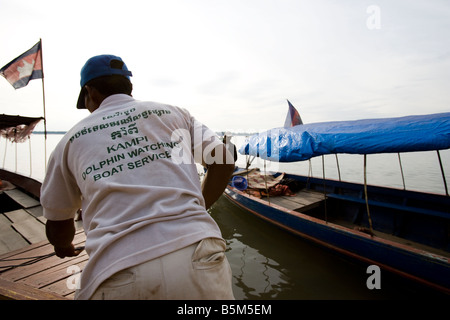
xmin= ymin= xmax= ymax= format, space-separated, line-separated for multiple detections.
xmin=1 ymin=133 xmax=449 ymax=299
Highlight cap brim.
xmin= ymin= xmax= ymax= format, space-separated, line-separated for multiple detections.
xmin=77 ymin=87 xmax=87 ymax=109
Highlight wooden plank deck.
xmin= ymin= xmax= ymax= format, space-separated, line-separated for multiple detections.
xmin=4 ymin=189 xmax=40 ymax=209
xmin=11 ymin=218 xmax=47 ymax=244
xmin=1 ymin=180 xmax=87 ymax=300
xmin=0 ymin=214 xmax=29 ymax=254
xmin=1 ymin=205 xmax=48 ymax=254
xmin=267 ymin=189 xmax=326 ymax=212
xmin=1 ymin=184 xmax=50 ymax=252
xmin=0 ymin=229 xmax=87 ymax=300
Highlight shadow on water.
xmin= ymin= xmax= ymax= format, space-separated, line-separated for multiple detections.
xmin=209 ymin=195 xmax=449 ymax=300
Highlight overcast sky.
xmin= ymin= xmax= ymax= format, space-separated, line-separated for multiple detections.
xmin=1 ymin=0 xmax=449 ymax=132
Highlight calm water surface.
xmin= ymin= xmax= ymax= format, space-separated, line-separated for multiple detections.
xmin=211 ymin=196 xmax=448 ymax=299
xmin=1 ymin=133 xmax=449 ymax=299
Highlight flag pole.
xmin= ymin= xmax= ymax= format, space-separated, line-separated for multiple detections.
xmin=39 ymin=38 xmax=48 ymax=172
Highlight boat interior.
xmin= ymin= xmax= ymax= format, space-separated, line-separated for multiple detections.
xmin=231 ymin=168 xmax=450 ymax=259
xmin=0 ymin=169 xmax=86 ymax=299
xmin=0 ymin=170 xmax=46 ymax=255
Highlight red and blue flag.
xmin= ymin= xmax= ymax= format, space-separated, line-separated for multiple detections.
xmin=284 ymin=100 xmax=303 ymax=127
xmin=0 ymin=41 xmax=43 ymax=89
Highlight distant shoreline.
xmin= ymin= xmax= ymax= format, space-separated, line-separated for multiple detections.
xmin=33 ymin=131 xmax=67 ymax=135
xmin=33 ymin=131 xmax=255 ymax=136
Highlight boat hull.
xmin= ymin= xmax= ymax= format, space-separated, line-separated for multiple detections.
xmin=224 ymin=181 xmax=450 ymax=294
xmin=0 ymin=169 xmax=41 ymax=199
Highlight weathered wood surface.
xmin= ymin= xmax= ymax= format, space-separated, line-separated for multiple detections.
xmin=4 ymin=189 xmax=40 ymax=209
xmin=0 ymin=229 xmax=87 ymax=300
xmin=0 ymin=214 xmax=29 ymax=254
xmin=267 ymin=190 xmax=326 ymax=212
xmin=0 ymin=169 xmax=41 ymax=198
xmin=0 ymin=172 xmax=87 ymax=300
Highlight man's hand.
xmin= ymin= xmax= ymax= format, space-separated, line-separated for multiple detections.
xmin=202 ymin=144 xmax=235 ymax=210
xmin=46 ymin=218 xmax=80 ymax=258
xmin=54 ymin=244 xmax=84 ymax=258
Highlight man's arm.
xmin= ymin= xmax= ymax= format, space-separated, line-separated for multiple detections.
xmin=46 ymin=219 xmax=83 ymax=258
xmin=201 ymin=144 xmax=235 ymax=210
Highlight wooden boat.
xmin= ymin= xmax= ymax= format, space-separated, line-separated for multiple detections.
xmin=0 ymin=114 xmax=46 ymax=255
xmin=0 ymin=114 xmax=86 ymax=299
xmin=224 ymin=112 xmax=450 ymax=294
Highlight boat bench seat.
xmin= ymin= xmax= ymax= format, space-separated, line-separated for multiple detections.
xmin=268 ymin=190 xmax=326 ymax=212
xmin=327 ymin=193 xmax=450 ymax=221
xmin=4 ymin=189 xmax=40 ymax=209
xmin=3 ymin=208 xmax=47 ymax=244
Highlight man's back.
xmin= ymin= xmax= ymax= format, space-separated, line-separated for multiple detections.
xmin=42 ymin=94 xmax=224 ymax=299
xmin=42 ymin=54 xmax=235 ymax=300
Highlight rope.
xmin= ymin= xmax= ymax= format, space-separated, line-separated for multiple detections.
xmin=0 ymin=247 xmax=85 ymax=273
xmin=0 ymin=253 xmax=56 ymax=272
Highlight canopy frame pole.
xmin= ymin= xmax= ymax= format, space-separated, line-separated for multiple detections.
xmin=364 ymin=155 xmax=374 ymax=236
xmin=2 ymin=139 xmax=7 ymax=168
xmin=306 ymin=159 xmax=312 ymax=187
xmin=264 ymin=159 xmax=270 ymax=205
xmin=28 ymin=137 xmax=32 ymax=177
xmin=308 ymin=159 xmax=312 ymax=177
xmin=246 ymin=155 xmax=255 ymax=170
xmin=397 ymin=153 xmax=406 ymax=190
xmin=40 ymin=38 xmax=47 ymax=172
xmin=246 ymin=156 xmax=250 ymax=192
xmin=322 ymin=155 xmax=328 ymax=223
xmin=437 ymin=150 xmax=449 ymax=196
xmin=14 ymin=129 xmax=17 ymax=173
xmin=335 ymin=154 xmax=341 ymax=181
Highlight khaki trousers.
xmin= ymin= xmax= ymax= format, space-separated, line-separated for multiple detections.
xmin=89 ymin=238 xmax=235 ymax=300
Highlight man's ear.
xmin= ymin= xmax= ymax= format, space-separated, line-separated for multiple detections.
xmin=85 ymin=85 xmax=104 ymax=106
xmin=84 ymin=85 xmax=102 ymax=112
xmin=84 ymin=85 xmax=94 ymax=100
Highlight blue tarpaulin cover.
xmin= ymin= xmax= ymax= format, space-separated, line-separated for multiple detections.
xmin=239 ymin=113 xmax=450 ymax=162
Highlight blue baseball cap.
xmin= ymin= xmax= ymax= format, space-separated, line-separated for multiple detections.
xmin=77 ymin=54 xmax=132 ymax=109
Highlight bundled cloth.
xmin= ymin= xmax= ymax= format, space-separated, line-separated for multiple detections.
xmin=0 ymin=116 xmax=42 ymax=143
xmin=235 ymin=169 xmax=297 ymax=198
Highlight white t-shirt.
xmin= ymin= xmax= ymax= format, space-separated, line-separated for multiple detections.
xmin=41 ymin=94 xmax=224 ymax=300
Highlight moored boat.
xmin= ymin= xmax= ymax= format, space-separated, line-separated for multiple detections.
xmin=224 ymin=112 xmax=450 ymax=294
xmin=0 ymin=114 xmax=87 ymax=300
xmin=0 ymin=114 xmax=47 ymax=254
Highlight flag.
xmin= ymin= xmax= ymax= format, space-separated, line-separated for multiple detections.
xmin=0 ymin=41 xmax=43 ymax=89
xmin=283 ymin=100 xmax=303 ymax=127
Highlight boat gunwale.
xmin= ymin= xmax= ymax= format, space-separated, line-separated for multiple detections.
xmin=224 ymin=185 xmax=450 ymax=263
xmin=224 ymin=185 xmax=450 ymax=294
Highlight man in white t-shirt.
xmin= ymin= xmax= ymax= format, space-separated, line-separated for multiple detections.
xmin=41 ymin=55 xmax=235 ymax=300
